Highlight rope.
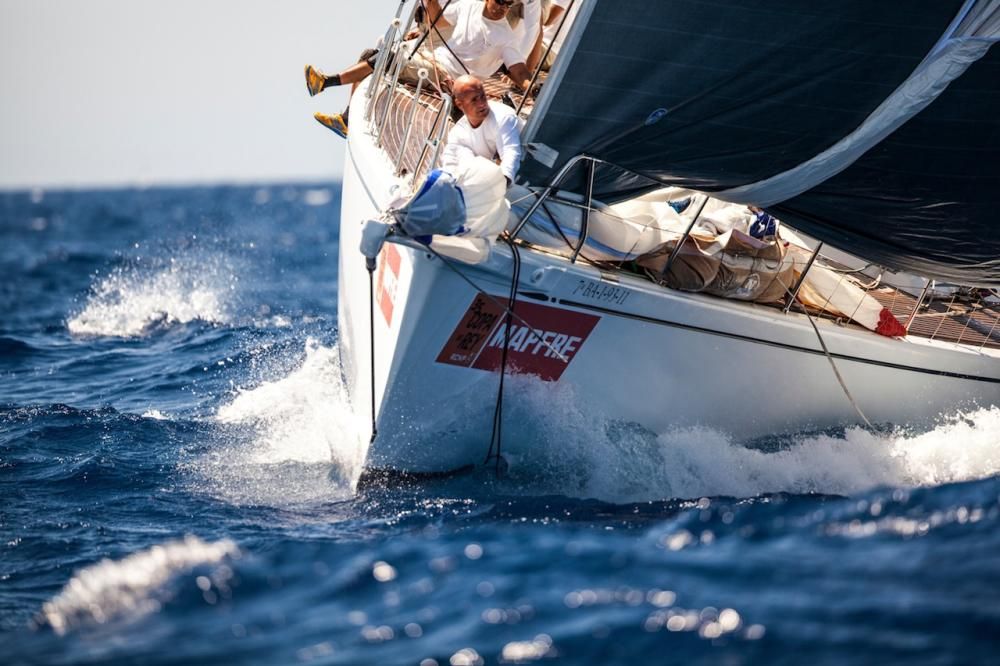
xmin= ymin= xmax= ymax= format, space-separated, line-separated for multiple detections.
xmin=484 ymin=236 xmax=522 ymax=476
xmin=391 ymin=229 xmax=570 ymax=362
xmin=374 ymin=231 xmax=545 ymax=477
xmin=366 ymin=258 xmax=379 ymax=444
xmin=781 ymin=274 xmax=873 ymax=428
xmin=421 ymin=1 xmax=444 ymax=94
xmin=411 ymin=0 xmax=470 ymax=81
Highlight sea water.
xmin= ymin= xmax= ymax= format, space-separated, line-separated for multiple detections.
xmin=2 ymin=185 xmax=999 ymax=665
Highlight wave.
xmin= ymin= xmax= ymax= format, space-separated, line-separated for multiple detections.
xmin=191 ymin=339 xmax=366 ymax=507
xmin=0 ymin=336 xmax=37 ymax=358
xmin=67 ymin=255 xmax=235 ymax=338
xmin=39 ymin=536 xmax=239 ymax=636
xmin=499 ymin=379 xmax=1000 ymax=502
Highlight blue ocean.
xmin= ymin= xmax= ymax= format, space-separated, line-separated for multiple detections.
xmin=2 ymin=184 xmax=999 ymax=665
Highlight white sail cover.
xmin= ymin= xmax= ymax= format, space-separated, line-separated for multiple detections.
xmin=519 ymin=0 xmax=1000 ymax=284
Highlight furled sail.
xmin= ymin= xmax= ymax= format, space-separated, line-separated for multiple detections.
xmin=520 ymin=0 xmax=1000 ymax=285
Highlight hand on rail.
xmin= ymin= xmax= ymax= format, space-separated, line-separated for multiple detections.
xmin=500 ymin=74 xmax=542 ymax=100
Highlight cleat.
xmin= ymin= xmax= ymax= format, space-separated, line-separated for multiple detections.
xmin=305 ymin=65 xmax=327 ymax=96
xmin=314 ymin=112 xmax=348 ymax=139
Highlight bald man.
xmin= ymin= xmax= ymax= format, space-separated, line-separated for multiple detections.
xmin=441 ymin=75 xmax=523 ymax=185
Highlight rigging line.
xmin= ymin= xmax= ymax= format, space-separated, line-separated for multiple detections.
xmin=516 ymin=0 xmax=575 ymax=115
xmin=825 ymin=262 xmax=878 ymax=276
xmin=366 ymin=257 xmax=379 ymax=444
xmin=412 ymin=0 xmax=471 ymax=77
xmin=847 ymin=269 xmax=881 ymax=324
xmin=391 ymin=231 xmax=570 ymax=363
xmin=539 ymin=200 xmax=604 ymax=269
xmin=420 ymin=1 xmax=444 ymax=95
xmin=509 ymin=190 xmax=542 ymax=207
xmin=781 ymin=276 xmax=874 ymax=429
xmin=485 ymin=236 xmax=522 ymax=476
xmin=513 ymin=187 xmax=608 ymax=264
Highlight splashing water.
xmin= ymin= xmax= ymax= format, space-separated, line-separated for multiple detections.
xmin=68 ymin=256 xmax=235 ymax=337
xmin=7 ymin=185 xmax=1000 ymax=664
xmin=195 ymin=339 xmax=366 ymax=506
xmin=640 ymin=408 xmax=1000 ymax=499
xmin=39 ymin=536 xmax=239 ymax=636
xmin=499 ymin=379 xmax=1000 ymax=501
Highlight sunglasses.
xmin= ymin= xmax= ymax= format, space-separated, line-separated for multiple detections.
xmin=494 ymin=0 xmax=515 ymax=6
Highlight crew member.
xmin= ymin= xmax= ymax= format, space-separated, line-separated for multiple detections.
xmin=306 ymin=0 xmax=535 ymax=138
xmin=441 ymin=75 xmax=523 ymax=185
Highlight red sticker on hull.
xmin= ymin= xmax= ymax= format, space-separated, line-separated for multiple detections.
xmin=375 ymin=244 xmax=401 ymax=326
xmin=436 ymin=294 xmax=600 ymax=381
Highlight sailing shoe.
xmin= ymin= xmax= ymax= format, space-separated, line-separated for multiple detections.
xmin=314 ymin=112 xmax=348 ymax=139
xmin=305 ymin=65 xmax=327 ymax=96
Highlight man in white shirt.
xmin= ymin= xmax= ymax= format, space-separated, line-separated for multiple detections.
xmin=441 ymin=75 xmax=523 ymax=185
xmin=305 ymin=0 xmax=535 ymax=137
xmin=537 ymin=0 xmax=579 ymax=69
xmin=511 ymin=0 xmax=545 ymax=69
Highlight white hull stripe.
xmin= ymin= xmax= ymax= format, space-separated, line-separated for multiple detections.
xmin=561 ymin=298 xmax=1000 ymax=384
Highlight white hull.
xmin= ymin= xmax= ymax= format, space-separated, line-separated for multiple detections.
xmin=338 ymin=82 xmax=1000 ymax=475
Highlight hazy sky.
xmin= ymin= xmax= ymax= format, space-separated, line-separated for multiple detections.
xmin=1 ymin=0 xmax=396 ymax=189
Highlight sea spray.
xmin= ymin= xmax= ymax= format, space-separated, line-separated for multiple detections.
xmin=5 ymin=184 xmax=1000 ymax=664
xmin=68 ymin=254 xmax=236 ymax=337
xmin=190 ymin=339 xmax=366 ymax=506
xmin=495 ymin=378 xmax=1000 ymax=502
xmin=39 ymin=536 xmax=239 ymax=636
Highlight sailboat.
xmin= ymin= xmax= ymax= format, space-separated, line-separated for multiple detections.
xmin=335 ymin=0 xmax=1000 ymax=481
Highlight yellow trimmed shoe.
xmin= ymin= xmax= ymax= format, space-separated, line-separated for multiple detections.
xmin=314 ymin=112 xmax=348 ymax=139
xmin=304 ymin=65 xmax=327 ymax=97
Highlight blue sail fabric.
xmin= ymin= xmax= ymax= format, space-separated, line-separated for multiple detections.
xmin=392 ymin=169 xmax=467 ymax=238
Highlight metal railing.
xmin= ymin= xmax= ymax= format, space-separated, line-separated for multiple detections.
xmin=358 ymin=5 xmax=1000 ymax=348
xmin=364 ymin=13 xmax=403 ymax=122
xmin=506 ymin=154 xmax=1000 ymax=345
xmin=509 ymin=154 xmax=710 ymax=270
xmin=412 ymin=93 xmax=452 ymax=180
xmin=363 ymin=1 xmax=453 ymax=186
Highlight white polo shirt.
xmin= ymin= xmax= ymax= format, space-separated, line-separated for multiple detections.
xmin=543 ymin=0 xmax=579 ymax=56
xmin=512 ymin=0 xmax=544 ymax=61
xmin=441 ymin=101 xmax=523 ymax=183
xmin=434 ymin=0 xmax=524 ymax=79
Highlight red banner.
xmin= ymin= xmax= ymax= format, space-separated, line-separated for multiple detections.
xmin=436 ymin=294 xmax=600 ymax=381
xmin=375 ymin=244 xmax=401 ymax=326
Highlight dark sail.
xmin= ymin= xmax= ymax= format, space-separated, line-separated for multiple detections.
xmin=521 ymin=0 xmax=1000 ymax=285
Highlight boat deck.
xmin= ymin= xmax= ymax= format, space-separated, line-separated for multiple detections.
xmin=872 ymin=287 xmax=1000 ymax=349
xmin=370 ymin=80 xmax=1000 ymax=352
xmin=372 ymin=73 xmax=537 ymax=184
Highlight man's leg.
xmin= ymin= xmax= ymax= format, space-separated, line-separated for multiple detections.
xmin=314 ymin=110 xmax=349 ymax=138
xmin=306 ymin=45 xmax=382 ymax=96
xmin=305 ymin=60 xmax=374 ymax=96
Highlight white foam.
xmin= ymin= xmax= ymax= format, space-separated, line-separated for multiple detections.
xmin=68 ymin=256 xmax=234 ymax=337
xmin=40 ymin=536 xmax=239 ymax=635
xmin=503 ymin=380 xmax=1000 ymax=501
xmin=197 ymin=339 xmax=366 ymax=506
xmin=141 ymin=409 xmax=171 ymax=420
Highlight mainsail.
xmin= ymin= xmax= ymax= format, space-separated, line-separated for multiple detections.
xmin=520 ymin=0 xmax=1000 ymax=285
